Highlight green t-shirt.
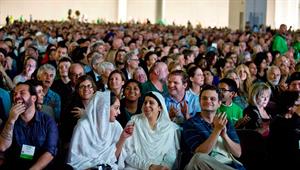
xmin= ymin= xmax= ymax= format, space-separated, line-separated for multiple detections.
xmin=217 ymin=102 xmax=243 ymax=125
xmin=272 ymin=34 xmax=288 ymax=55
xmin=141 ymin=80 xmax=168 ymax=96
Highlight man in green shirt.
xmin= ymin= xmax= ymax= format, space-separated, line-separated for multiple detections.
xmin=141 ymin=62 xmax=169 ymax=96
xmin=272 ymin=24 xmax=288 ymax=55
xmin=217 ymin=78 xmax=243 ymax=126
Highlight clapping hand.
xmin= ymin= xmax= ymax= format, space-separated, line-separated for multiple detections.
xmin=180 ymin=101 xmax=190 ymax=120
xmin=169 ymin=105 xmax=178 ymax=120
xmin=213 ymin=112 xmax=228 ymax=133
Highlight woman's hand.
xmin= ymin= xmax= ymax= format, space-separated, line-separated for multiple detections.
xmin=234 ymin=115 xmax=251 ymax=128
xmin=121 ymin=123 xmax=134 ymax=139
xmin=71 ymin=107 xmax=85 ymax=119
xmin=149 ymin=164 xmax=169 ymax=170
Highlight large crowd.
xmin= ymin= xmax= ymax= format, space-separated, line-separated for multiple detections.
xmin=0 ymin=20 xmax=299 ymax=170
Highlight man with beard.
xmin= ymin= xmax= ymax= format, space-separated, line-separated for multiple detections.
xmin=26 ymin=79 xmax=55 ymax=119
xmin=114 ymin=49 xmax=126 ymax=70
xmin=141 ymin=62 xmax=169 ymax=97
xmin=288 ymin=72 xmax=300 ymax=92
xmin=265 ymin=66 xmax=282 ymax=116
xmin=272 ymin=24 xmax=288 ymax=55
xmin=0 ymin=82 xmax=58 ymax=169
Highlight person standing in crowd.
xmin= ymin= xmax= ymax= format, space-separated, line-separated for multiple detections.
xmin=272 ymin=24 xmax=288 ymax=55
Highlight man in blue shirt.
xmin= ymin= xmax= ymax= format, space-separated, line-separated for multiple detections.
xmin=0 ymin=87 xmax=11 ymax=119
xmin=165 ymin=70 xmax=200 ymax=125
xmin=0 ymin=82 xmax=58 ymax=169
xmin=37 ymin=64 xmax=61 ymax=122
xmin=183 ymin=85 xmax=244 ymax=170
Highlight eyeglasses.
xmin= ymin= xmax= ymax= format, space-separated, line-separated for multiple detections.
xmin=79 ymin=84 xmax=93 ymax=90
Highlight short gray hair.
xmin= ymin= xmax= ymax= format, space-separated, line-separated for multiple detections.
xmin=96 ymin=61 xmax=115 ymax=73
xmin=91 ymin=52 xmax=104 ymax=66
xmin=37 ymin=64 xmax=56 ymax=79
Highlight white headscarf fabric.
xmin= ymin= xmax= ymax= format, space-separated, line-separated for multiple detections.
xmin=67 ymin=91 xmax=123 ymax=170
xmin=120 ymin=91 xmax=180 ymax=169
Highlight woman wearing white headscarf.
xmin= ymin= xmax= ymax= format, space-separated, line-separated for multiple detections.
xmin=120 ymin=91 xmax=180 ymax=170
xmin=67 ymin=91 xmax=134 ymax=170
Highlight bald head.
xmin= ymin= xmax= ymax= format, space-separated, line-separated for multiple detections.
xmin=69 ymin=63 xmax=85 ymax=86
xmin=279 ymin=24 xmax=287 ymax=35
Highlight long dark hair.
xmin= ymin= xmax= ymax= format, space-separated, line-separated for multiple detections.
xmin=110 ymin=91 xmax=118 ymax=106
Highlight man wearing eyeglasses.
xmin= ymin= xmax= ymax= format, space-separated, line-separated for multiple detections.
xmin=69 ymin=63 xmax=85 ymax=92
xmin=183 ymin=85 xmax=244 ymax=170
xmin=217 ymin=78 xmax=243 ymax=126
xmin=121 ymin=51 xmax=140 ymax=81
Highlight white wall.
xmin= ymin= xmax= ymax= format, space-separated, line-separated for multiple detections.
xmin=274 ymin=0 xmax=299 ymax=29
xmin=229 ymin=0 xmax=245 ymax=30
xmin=0 ymin=0 xmax=118 ymax=24
xmin=266 ymin=0 xmax=275 ymax=28
xmin=127 ymin=0 xmax=156 ymax=23
xmin=0 ymin=0 xmax=230 ymax=27
xmin=164 ymin=0 xmax=229 ymax=27
xmin=5 ymin=0 xmax=297 ymax=30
